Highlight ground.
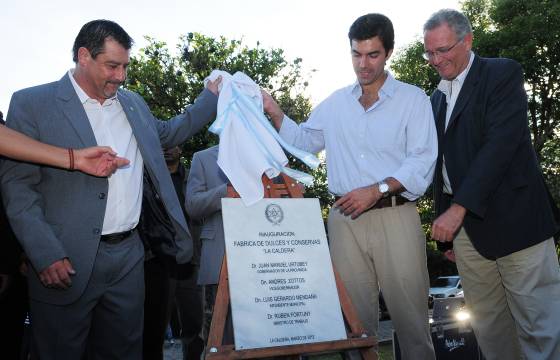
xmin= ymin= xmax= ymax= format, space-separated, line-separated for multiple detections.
xmin=163 ymin=337 xmax=395 ymax=359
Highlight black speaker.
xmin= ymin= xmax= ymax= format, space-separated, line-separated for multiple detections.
xmin=393 ymin=298 xmax=485 ymax=360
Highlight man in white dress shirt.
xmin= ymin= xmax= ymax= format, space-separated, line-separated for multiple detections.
xmin=263 ymin=13 xmax=437 ymax=359
xmin=1 ymin=20 xmax=220 ymax=359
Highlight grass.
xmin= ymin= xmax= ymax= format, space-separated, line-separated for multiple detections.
xmin=306 ymin=342 xmax=394 ymax=360
xmin=378 ymin=342 xmax=394 ymax=360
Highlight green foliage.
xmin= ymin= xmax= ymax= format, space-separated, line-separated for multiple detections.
xmin=302 ymin=162 xmax=333 ymax=216
xmin=417 ymin=188 xmax=459 ymax=279
xmin=125 ymin=33 xmax=313 ymax=161
xmin=390 ymin=41 xmax=440 ymax=94
xmin=393 ymin=0 xmax=560 ymax=158
xmin=480 ymin=0 xmax=560 ymax=156
xmin=125 ymin=33 xmax=330 ymax=206
xmin=540 ymin=137 xmax=560 ymax=203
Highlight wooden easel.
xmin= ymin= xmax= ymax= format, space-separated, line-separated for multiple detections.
xmin=205 ymin=174 xmax=378 ymax=359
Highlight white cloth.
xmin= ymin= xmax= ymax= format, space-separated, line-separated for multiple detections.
xmin=279 ymin=72 xmax=437 ymax=200
xmin=69 ymin=70 xmax=143 ymax=234
xmin=205 ymin=70 xmax=319 ymax=205
xmin=436 ymin=52 xmax=475 ymax=194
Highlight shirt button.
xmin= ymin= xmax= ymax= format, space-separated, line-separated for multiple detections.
xmin=360 ymin=154 xmax=365 ymax=158
xmin=99 ymin=192 xmax=106 ymax=199
xmin=93 ymin=228 xmax=101 ymax=235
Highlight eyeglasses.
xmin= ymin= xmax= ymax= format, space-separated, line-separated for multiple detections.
xmin=422 ymin=39 xmax=463 ymax=60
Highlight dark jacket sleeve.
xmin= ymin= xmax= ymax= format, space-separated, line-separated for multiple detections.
xmin=453 ymin=61 xmax=528 ymax=218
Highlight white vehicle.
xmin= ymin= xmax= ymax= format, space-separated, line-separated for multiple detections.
xmin=429 ymin=276 xmax=463 ymax=299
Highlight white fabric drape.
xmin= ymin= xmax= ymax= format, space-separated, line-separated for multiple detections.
xmin=205 ymin=70 xmax=319 ymax=205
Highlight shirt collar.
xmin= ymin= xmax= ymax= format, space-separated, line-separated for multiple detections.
xmin=350 ymin=71 xmax=397 ymax=100
xmin=68 ymin=69 xmax=118 ymax=105
xmin=436 ymin=51 xmax=475 ymax=97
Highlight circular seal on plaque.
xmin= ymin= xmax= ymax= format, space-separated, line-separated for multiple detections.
xmin=265 ymin=203 xmax=284 ymax=225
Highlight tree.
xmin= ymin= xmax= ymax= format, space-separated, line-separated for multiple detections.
xmin=482 ymin=0 xmax=560 ymax=157
xmin=392 ymin=0 xmax=560 ymax=265
xmin=124 ymin=33 xmax=330 ymax=207
xmin=393 ymin=0 xmax=560 ymax=159
xmin=126 ymin=34 xmax=309 ymax=158
xmin=390 ymin=40 xmax=439 ymax=94
xmin=462 ymin=0 xmax=560 ymax=210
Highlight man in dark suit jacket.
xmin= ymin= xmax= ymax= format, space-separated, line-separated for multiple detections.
xmin=1 ymin=20 xmax=220 ymax=359
xmin=424 ymin=9 xmax=560 ymax=360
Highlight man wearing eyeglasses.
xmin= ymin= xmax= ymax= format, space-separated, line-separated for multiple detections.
xmin=424 ymin=9 xmax=560 ymax=360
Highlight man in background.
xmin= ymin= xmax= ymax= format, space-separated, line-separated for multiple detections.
xmin=142 ymin=145 xmax=204 ymax=360
xmin=185 ymin=145 xmax=232 ymax=344
xmin=166 ymin=146 xmax=204 ymax=360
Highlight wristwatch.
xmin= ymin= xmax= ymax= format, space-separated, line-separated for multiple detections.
xmin=377 ymin=181 xmax=390 ymax=198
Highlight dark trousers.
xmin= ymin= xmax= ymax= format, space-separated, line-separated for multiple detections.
xmin=32 ymin=234 xmax=145 ymax=360
xmin=0 ymin=273 xmax=28 ymax=359
xmin=168 ymin=265 xmax=204 ymax=360
xmin=203 ymin=284 xmax=234 ymax=346
xmin=143 ymin=256 xmax=170 ymax=360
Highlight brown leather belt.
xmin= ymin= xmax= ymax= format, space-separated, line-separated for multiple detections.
xmin=100 ymin=228 xmax=135 ymax=244
xmin=334 ymin=195 xmax=410 ymax=210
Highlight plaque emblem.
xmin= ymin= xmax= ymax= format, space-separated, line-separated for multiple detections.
xmin=265 ymin=203 xmax=284 ymax=225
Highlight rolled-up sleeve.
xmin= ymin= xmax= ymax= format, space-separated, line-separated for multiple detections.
xmin=391 ymin=93 xmax=438 ymax=200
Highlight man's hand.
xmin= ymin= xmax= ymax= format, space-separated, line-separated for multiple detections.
xmin=39 ymin=258 xmax=76 ymax=290
xmin=333 ymin=185 xmax=381 ymax=219
xmin=431 ymin=204 xmax=466 ymax=242
xmin=74 ymin=147 xmax=129 ymax=177
xmin=261 ymin=90 xmax=285 ymax=129
xmin=206 ymin=76 xmax=222 ymax=96
xmin=443 ymin=250 xmax=456 ymax=263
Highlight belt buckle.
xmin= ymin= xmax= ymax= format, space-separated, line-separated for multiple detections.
xmin=101 ymin=229 xmax=133 ymax=244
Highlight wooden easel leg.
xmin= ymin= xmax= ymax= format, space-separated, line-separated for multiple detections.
xmin=206 ymin=177 xmax=377 ymax=359
xmin=334 ymin=267 xmax=378 ymax=360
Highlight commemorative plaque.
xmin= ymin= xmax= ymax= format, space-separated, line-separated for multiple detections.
xmin=221 ymin=198 xmax=347 ymax=350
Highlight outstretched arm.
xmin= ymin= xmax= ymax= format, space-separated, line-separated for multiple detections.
xmin=155 ymin=76 xmax=221 ymax=149
xmin=0 ymin=124 xmax=128 ymax=177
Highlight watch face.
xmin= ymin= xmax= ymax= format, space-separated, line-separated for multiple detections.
xmin=379 ymin=183 xmax=389 ymax=193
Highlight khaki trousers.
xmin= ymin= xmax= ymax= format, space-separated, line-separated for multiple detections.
xmin=328 ymin=202 xmax=435 ymax=360
xmin=454 ymin=228 xmax=560 ymax=360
